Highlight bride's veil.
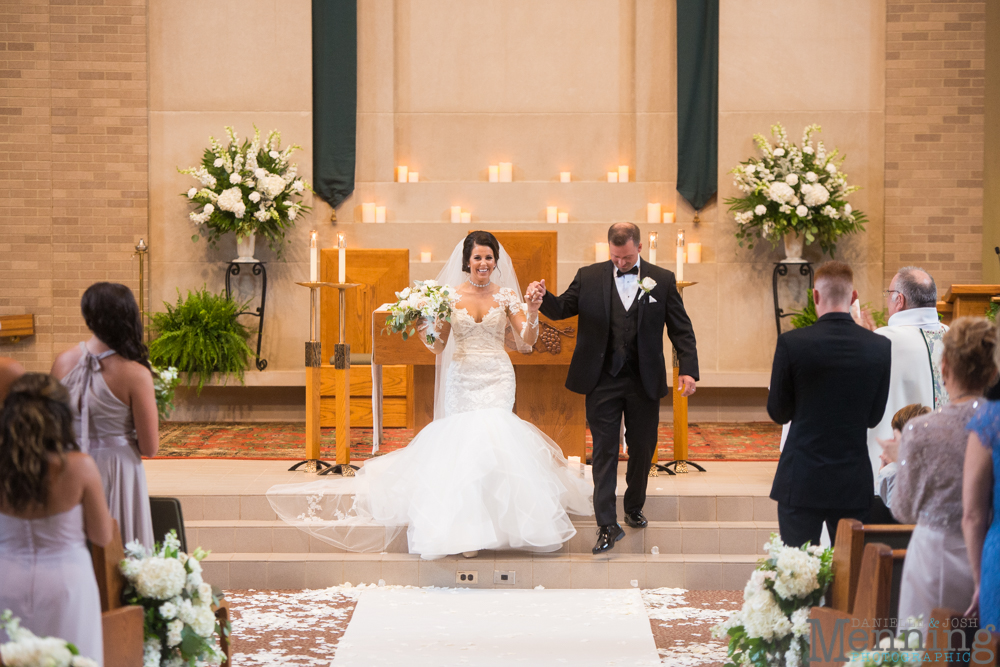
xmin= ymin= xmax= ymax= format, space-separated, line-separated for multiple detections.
xmin=433 ymin=237 xmax=530 ymax=420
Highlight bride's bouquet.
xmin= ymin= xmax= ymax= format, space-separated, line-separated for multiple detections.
xmin=384 ymin=280 xmax=461 ymax=345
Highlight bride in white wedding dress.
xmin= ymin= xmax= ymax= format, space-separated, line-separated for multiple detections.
xmin=267 ymin=232 xmax=593 ymax=560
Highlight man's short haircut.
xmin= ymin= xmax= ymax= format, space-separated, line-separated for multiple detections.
xmin=891 ymin=403 xmax=931 ymax=432
xmin=895 ymin=266 xmax=937 ymax=308
xmin=814 ymin=260 xmax=854 ymax=306
xmin=608 ymin=222 xmax=641 ymax=247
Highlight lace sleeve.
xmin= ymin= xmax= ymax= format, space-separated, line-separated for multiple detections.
xmin=495 ymin=288 xmax=519 ymax=313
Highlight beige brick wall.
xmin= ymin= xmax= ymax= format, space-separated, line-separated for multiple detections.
xmin=0 ymin=0 xmax=148 ymax=371
xmin=884 ymin=0 xmax=985 ymax=290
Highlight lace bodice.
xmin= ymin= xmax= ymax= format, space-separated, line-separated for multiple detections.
xmin=444 ymin=288 xmax=521 ymax=417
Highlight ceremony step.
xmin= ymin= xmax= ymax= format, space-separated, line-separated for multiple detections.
xmin=184 ymin=519 xmax=779 ymax=557
xmin=197 ymin=551 xmax=760 ymax=591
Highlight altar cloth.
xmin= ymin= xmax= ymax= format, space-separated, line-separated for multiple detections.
xmin=332 ymin=587 xmax=660 ymax=666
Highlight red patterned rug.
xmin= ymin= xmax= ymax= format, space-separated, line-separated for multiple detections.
xmin=156 ymin=421 xmax=780 ymax=461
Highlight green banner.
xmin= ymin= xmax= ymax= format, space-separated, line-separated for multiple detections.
xmin=312 ymin=0 xmax=357 ymax=211
xmin=676 ymin=0 xmax=718 ymax=212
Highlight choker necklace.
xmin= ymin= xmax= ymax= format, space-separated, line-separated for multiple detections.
xmin=468 ymin=277 xmax=492 ymax=288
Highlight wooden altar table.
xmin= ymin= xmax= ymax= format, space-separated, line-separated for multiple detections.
xmin=936 ymin=284 xmax=1000 ymax=325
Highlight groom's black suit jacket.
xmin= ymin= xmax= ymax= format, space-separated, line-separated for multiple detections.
xmin=540 ymin=260 xmax=699 ymax=401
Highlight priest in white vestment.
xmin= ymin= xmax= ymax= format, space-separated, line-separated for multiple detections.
xmin=866 ymin=267 xmax=948 ymax=489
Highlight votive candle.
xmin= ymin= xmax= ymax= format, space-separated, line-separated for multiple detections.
xmin=309 ymin=230 xmax=318 ymax=282
xmin=546 ymin=206 xmax=558 ymax=224
xmin=420 ymin=251 xmax=432 ymax=263
xmin=663 ymin=211 xmax=676 ymax=224
xmin=687 ymin=242 xmax=702 ymax=264
xmin=407 ymin=171 xmax=419 ymax=183
xmin=450 ymin=206 xmax=462 ymax=223
xmin=560 ymin=171 xmax=571 ymax=183
xmin=461 ymin=211 xmax=471 ymax=223
xmin=361 ymin=202 xmax=376 ymax=223
xmin=396 ymin=166 xmax=408 ymax=183
xmin=607 ymin=171 xmax=618 ymax=183
xmin=489 ymin=165 xmax=499 ymax=182
xmin=558 ymin=212 xmax=568 ymax=223
xmin=675 ymin=230 xmax=685 ymax=282
xmin=618 ymin=165 xmax=629 ymax=183
xmin=596 ymin=242 xmax=610 ymax=262
xmin=375 ymin=206 xmax=386 ymax=223
xmin=337 ymin=233 xmax=346 ymax=284
xmin=499 ymin=162 xmax=513 ymax=182
xmin=647 ymin=203 xmax=661 ymax=224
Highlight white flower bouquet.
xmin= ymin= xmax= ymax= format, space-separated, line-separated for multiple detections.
xmin=119 ymin=531 xmax=227 ymax=667
xmin=179 ymin=126 xmax=310 ymax=258
xmin=384 ymin=280 xmax=461 ymax=345
xmin=712 ymin=534 xmax=834 ymax=667
xmin=725 ymin=123 xmax=867 ymax=257
xmin=152 ymin=365 xmax=180 ymax=421
xmin=0 ymin=611 xmax=99 ymax=667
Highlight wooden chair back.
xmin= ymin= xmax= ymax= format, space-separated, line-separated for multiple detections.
xmin=89 ymin=519 xmax=126 ymax=611
xmin=851 ymin=542 xmax=895 ymax=639
xmin=488 ymin=230 xmax=558 ymax=289
xmin=830 ymin=518 xmax=914 ymax=613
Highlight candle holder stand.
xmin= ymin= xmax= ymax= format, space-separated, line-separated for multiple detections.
xmin=289 ymin=281 xmax=360 ymax=475
xmin=650 ymin=281 xmax=707 ymax=477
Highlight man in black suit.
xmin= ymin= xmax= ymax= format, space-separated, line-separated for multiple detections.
xmin=528 ymin=222 xmax=699 ymax=554
xmin=768 ymin=260 xmax=892 ymax=547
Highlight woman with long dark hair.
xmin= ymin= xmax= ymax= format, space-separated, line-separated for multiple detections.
xmin=51 ymin=282 xmax=158 ymax=547
xmin=0 ymin=373 xmax=113 ymax=661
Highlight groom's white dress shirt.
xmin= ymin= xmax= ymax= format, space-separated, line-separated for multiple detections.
xmin=614 ymin=256 xmax=641 ymax=310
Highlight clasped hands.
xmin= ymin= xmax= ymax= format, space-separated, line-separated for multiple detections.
xmin=524 ymin=279 xmax=545 ymax=313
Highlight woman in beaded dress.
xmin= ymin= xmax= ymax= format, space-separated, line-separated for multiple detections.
xmin=51 ymin=282 xmax=159 ymax=548
xmin=0 ymin=374 xmax=114 ymax=662
xmin=890 ymin=317 xmax=997 ymax=630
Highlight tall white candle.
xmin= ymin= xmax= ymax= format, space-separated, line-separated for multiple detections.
xmin=687 ymin=242 xmax=702 ymax=264
xmin=649 ymin=232 xmax=657 ymax=265
xmin=558 ymin=211 xmax=568 ymax=223
xmin=407 ymin=171 xmax=419 ymax=183
xmin=663 ymin=211 xmax=675 ymax=224
xmin=499 ymin=162 xmax=513 ymax=182
xmin=596 ymin=242 xmax=610 ymax=262
xmin=647 ymin=203 xmax=661 ymax=224
xmin=396 ymin=166 xmax=408 ymax=183
xmin=450 ymin=206 xmax=462 ymax=223
xmin=546 ymin=206 xmax=558 ymax=224
xmin=460 ymin=211 xmax=471 ymax=223
xmin=618 ymin=165 xmax=629 ymax=183
xmin=338 ymin=233 xmax=346 ymax=284
xmin=420 ymin=251 xmax=432 ymax=263
xmin=675 ymin=230 xmax=684 ymax=282
xmin=560 ymin=171 xmax=571 ymax=183
xmin=607 ymin=171 xmax=618 ymax=183
xmin=309 ymin=230 xmax=318 ymax=282
xmin=361 ymin=202 xmax=376 ymax=223
xmin=489 ymin=165 xmax=499 ymax=182
xmin=375 ymin=206 xmax=386 ymax=223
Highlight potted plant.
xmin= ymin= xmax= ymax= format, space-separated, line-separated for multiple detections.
xmin=179 ymin=126 xmax=310 ymax=262
xmin=149 ymin=287 xmax=254 ymax=391
xmin=726 ymin=123 xmax=867 ymax=261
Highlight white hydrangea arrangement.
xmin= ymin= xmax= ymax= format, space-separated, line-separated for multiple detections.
xmin=844 ymin=618 xmax=925 ymax=667
xmin=725 ymin=123 xmax=867 ymax=257
xmin=179 ymin=126 xmax=311 ymax=259
xmin=152 ymin=365 xmax=180 ymax=421
xmin=119 ymin=531 xmax=227 ymax=667
xmin=712 ymin=534 xmax=834 ymax=667
xmin=384 ymin=280 xmax=462 ymax=344
xmin=0 ymin=611 xmax=99 ymax=667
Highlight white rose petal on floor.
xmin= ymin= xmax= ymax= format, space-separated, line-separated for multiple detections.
xmin=331 ymin=588 xmax=660 ymax=666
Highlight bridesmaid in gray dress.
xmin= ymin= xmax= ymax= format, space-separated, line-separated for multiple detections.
xmin=52 ymin=282 xmax=159 ymax=548
xmin=0 ymin=374 xmax=114 ymax=662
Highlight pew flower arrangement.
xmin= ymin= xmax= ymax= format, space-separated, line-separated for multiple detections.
xmin=844 ymin=619 xmax=925 ymax=667
xmin=119 ymin=531 xmax=227 ymax=667
xmin=726 ymin=123 xmax=867 ymax=257
xmin=179 ymin=126 xmax=311 ymax=258
xmin=152 ymin=365 xmax=181 ymax=420
xmin=384 ymin=281 xmax=462 ymax=344
xmin=712 ymin=534 xmax=834 ymax=667
xmin=0 ymin=611 xmax=99 ymax=667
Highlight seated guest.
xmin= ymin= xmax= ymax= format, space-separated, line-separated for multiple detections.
xmin=768 ymin=260 xmax=892 ymax=547
xmin=872 ymin=403 xmax=931 ymax=519
xmin=0 ymin=356 xmax=25 ymax=403
xmin=892 ymin=317 xmax=997 ymax=631
xmin=963 ymin=325 xmax=1000 ymax=629
xmin=0 ymin=374 xmax=113 ymax=662
xmin=51 ymin=282 xmax=158 ymax=547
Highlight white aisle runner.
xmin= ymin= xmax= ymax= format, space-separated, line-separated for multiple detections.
xmin=332 ymin=588 xmax=660 ymax=666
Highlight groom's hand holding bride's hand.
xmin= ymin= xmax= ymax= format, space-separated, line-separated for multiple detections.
xmin=525 ymin=280 xmax=546 ymax=313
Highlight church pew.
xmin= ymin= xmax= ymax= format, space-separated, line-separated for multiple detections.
xmin=923 ymin=608 xmax=999 ymax=667
xmin=807 ymin=606 xmax=862 ymax=667
xmin=89 ymin=519 xmax=145 ymax=667
xmin=830 ymin=518 xmax=914 ymax=613
xmin=850 ymin=542 xmax=898 ymax=637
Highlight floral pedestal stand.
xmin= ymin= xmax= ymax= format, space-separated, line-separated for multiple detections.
xmin=225 ymin=261 xmax=267 ymax=371
xmin=772 ymin=261 xmax=815 ymax=337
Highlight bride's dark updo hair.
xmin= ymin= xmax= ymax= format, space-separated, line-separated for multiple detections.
xmin=462 ymin=231 xmax=501 ymax=273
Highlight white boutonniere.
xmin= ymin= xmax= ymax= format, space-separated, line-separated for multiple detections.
xmin=639 ymin=277 xmax=657 ymax=297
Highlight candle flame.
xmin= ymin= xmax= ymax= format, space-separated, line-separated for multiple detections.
xmin=649 ymin=232 xmax=657 ymax=249
xmin=337 ymin=232 xmax=346 ymax=248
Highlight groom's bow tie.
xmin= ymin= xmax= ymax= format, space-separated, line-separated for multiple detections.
xmin=615 ymin=266 xmax=639 ymax=278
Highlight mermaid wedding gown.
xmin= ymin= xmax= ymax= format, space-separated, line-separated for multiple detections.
xmin=267 ymin=289 xmax=593 ymax=560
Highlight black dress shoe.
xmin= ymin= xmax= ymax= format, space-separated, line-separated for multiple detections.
xmin=592 ymin=523 xmax=625 ymax=555
xmin=623 ymin=510 xmax=648 ymax=528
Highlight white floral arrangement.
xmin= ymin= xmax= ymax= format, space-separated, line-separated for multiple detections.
xmin=845 ymin=618 xmax=924 ymax=667
xmin=725 ymin=123 xmax=867 ymax=257
xmin=384 ymin=280 xmax=462 ymax=345
xmin=0 ymin=611 xmax=99 ymax=667
xmin=712 ymin=534 xmax=834 ymax=667
xmin=119 ymin=531 xmax=227 ymax=667
xmin=179 ymin=126 xmax=310 ymax=258
xmin=152 ymin=365 xmax=180 ymax=421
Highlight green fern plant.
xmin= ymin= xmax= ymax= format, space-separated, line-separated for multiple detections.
xmin=789 ymin=290 xmax=818 ymax=329
xmin=149 ymin=287 xmax=253 ymax=392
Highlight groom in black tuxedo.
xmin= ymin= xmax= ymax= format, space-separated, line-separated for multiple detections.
xmin=530 ymin=222 xmax=699 ymax=554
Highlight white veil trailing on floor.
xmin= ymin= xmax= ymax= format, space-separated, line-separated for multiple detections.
xmin=431 ymin=237 xmax=531 ymax=420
